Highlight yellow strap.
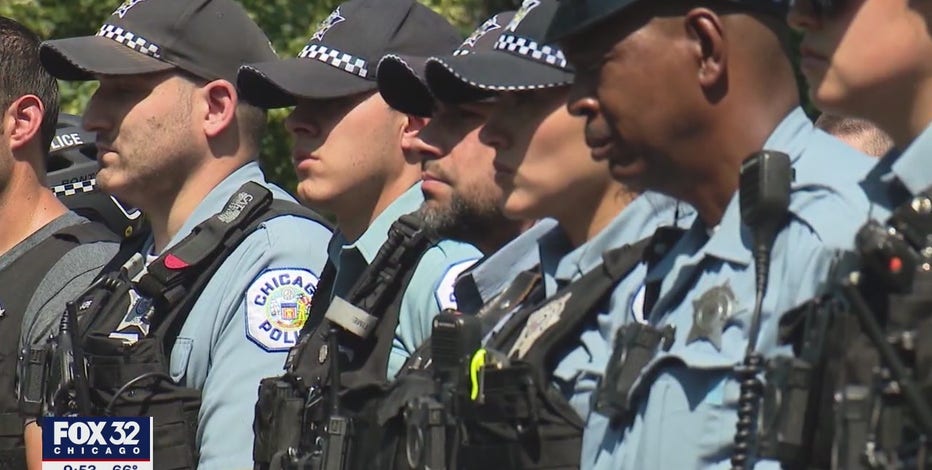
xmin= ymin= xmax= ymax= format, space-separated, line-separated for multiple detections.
xmin=469 ymin=348 xmax=488 ymax=401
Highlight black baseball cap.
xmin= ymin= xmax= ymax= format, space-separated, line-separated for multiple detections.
xmin=424 ymin=0 xmax=574 ymax=104
xmin=238 ymin=0 xmax=462 ymax=109
xmin=376 ymin=11 xmax=517 ymax=117
xmin=39 ymin=0 xmax=277 ymax=84
xmin=547 ymin=0 xmax=791 ymax=42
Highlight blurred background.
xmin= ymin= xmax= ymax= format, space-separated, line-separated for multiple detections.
xmin=2 ymin=0 xmax=811 ymax=194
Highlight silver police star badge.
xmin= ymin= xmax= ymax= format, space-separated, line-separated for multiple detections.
xmin=686 ymin=281 xmax=737 ymax=351
xmin=508 ymin=292 xmax=572 ymax=359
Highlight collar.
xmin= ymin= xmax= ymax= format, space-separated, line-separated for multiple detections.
xmin=327 ymin=183 xmax=424 ymax=264
xmin=655 ymin=107 xmax=811 ymax=270
xmin=542 ymin=192 xmax=686 ymax=285
xmin=157 ymin=161 xmax=292 ymax=254
xmin=456 ymin=218 xmax=556 ymax=309
xmin=890 ymin=122 xmax=932 ymax=196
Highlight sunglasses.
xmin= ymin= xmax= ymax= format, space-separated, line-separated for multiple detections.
xmin=790 ymin=0 xmax=847 ymax=19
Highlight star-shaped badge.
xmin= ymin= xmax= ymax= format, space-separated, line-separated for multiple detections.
xmin=686 ymin=281 xmax=737 ymax=351
xmin=312 ymin=7 xmax=346 ymax=42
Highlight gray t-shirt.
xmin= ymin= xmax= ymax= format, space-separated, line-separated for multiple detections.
xmin=17 ymin=212 xmax=120 ymax=351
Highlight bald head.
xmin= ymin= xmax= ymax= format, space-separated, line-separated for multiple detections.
xmin=815 ymin=114 xmax=894 ymax=157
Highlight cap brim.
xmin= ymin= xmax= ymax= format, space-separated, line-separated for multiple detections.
xmin=425 ymin=50 xmax=573 ymax=103
xmin=238 ymin=57 xmax=377 ymax=109
xmin=377 ymin=54 xmax=434 ymax=117
xmin=40 ymin=36 xmax=175 ymax=81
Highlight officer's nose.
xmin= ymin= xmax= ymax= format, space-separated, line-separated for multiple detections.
xmin=787 ymin=0 xmax=821 ymax=31
xmin=82 ymin=90 xmax=110 ymax=135
xmin=416 ymin=124 xmax=445 ymax=163
xmin=285 ymin=105 xmax=321 ymax=138
xmin=566 ymin=92 xmax=599 ymax=120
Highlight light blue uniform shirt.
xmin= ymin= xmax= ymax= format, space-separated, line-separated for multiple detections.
xmin=325 ymin=183 xmax=482 ymax=378
xmin=157 ymin=162 xmax=332 ymax=470
xmin=454 ymin=218 xmax=557 ymax=316
xmin=532 ymin=193 xmax=691 ymax=468
xmin=860 ymin=122 xmax=932 ymax=223
xmin=593 ymin=108 xmax=876 ymax=469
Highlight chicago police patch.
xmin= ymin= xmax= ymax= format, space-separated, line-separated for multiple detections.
xmin=246 ymin=268 xmax=319 ymax=352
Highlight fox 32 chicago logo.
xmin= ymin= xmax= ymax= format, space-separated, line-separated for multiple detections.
xmin=41 ymin=417 xmax=153 ymax=470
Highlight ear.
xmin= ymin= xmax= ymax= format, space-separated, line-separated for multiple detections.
xmin=400 ymin=114 xmax=430 ymax=153
xmin=199 ymin=80 xmax=238 ymax=139
xmin=684 ymin=9 xmax=727 ymax=90
xmin=5 ymin=95 xmax=45 ymax=154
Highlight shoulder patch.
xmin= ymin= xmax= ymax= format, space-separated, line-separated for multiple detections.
xmin=630 ymin=283 xmax=648 ymax=324
xmin=434 ymin=258 xmax=480 ymax=311
xmin=246 ymin=268 xmax=319 ymax=352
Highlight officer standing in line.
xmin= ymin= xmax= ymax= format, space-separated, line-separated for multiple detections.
xmin=789 ymin=1 xmax=932 ymax=219
xmin=404 ymin=1 xmax=690 ymax=466
xmin=786 ymin=1 xmax=932 ymax=465
xmin=32 ymin=1 xmax=333 ymax=468
xmin=547 ymin=0 xmax=877 ymax=468
xmin=237 ymin=0 xmax=482 ymax=380
xmin=376 ymin=10 xmax=559 ymax=317
xmin=0 ymin=16 xmax=119 ymax=469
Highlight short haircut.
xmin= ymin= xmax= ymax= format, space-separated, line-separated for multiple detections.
xmin=238 ymin=101 xmax=268 ymax=152
xmin=0 ymin=16 xmax=60 ymax=156
xmin=815 ymin=114 xmax=894 ymax=157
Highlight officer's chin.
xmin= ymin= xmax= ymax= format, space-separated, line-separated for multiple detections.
xmin=607 ymin=155 xmax=647 ymax=187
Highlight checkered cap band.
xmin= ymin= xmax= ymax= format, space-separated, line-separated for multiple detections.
xmin=53 ymin=179 xmax=97 ymax=197
xmin=298 ymin=44 xmax=370 ymax=79
xmin=96 ymin=24 xmax=162 ymax=59
xmin=494 ymin=33 xmax=567 ymax=69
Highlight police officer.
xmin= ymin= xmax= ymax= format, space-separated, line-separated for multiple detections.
xmin=0 ymin=17 xmax=119 ymax=469
xmin=395 ymin=1 xmax=689 ymax=467
xmin=33 ymin=1 xmax=333 ymax=468
xmin=376 ymin=10 xmax=559 ymax=316
xmin=789 ymin=1 xmax=930 ymax=219
xmin=238 ymin=1 xmax=482 ymax=468
xmin=787 ymin=1 xmax=932 ymax=466
xmin=238 ymin=0 xmax=481 ymax=378
xmin=548 ymin=0 xmax=877 ymax=468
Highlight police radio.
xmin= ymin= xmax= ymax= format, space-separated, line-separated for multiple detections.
xmin=731 ymin=150 xmax=793 ymax=470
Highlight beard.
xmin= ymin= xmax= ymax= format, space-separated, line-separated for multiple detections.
xmin=420 ymin=191 xmax=503 ymax=245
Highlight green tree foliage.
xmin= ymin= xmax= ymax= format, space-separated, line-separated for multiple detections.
xmin=1 ymin=0 xmax=515 ymax=192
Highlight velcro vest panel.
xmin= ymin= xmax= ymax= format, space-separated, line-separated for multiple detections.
xmin=0 ymin=221 xmax=117 ymax=468
xmin=458 ymin=237 xmax=653 ymax=470
xmin=62 ymin=182 xmax=330 ymax=470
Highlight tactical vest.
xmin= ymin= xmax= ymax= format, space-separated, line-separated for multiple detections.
xmin=42 ymin=182 xmax=330 ymax=470
xmin=454 ymin=237 xmax=654 ymax=470
xmin=759 ymin=186 xmax=932 ymax=469
xmin=0 ymin=221 xmax=118 ymax=469
xmin=371 ymin=268 xmax=546 ymax=470
xmin=253 ymin=214 xmax=435 ymax=470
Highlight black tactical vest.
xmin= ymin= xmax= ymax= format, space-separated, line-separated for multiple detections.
xmin=759 ymin=186 xmax=932 ymax=469
xmin=47 ymin=182 xmax=330 ymax=470
xmin=0 ymin=221 xmax=117 ymax=469
xmin=371 ymin=268 xmax=546 ymax=470
xmin=454 ymin=237 xmax=654 ymax=470
xmin=253 ymin=214 xmax=435 ymax=470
